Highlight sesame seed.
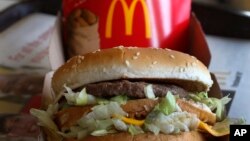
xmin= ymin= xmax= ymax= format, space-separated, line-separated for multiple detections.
xmin=170 ymin=55 xmax=175 ymax=59
xmin=165 ymin=48 xmax=171 ymax=51
xmin=133 ymin=56 xmax=138 ymax=60
xmin=136 ymin=52 xmax=140 ymax=56
xmin=116 ymin=46 xmax=124 ymax=49
xmin=125 ymin=60 xmax=130 ymax=66
xmin=152 ymin=61 xmax=157 ymax=65
xmin=79 ymin=56 xmax=85 ymax=60
xmin=92 ymin=49 xmax=100 ymax=53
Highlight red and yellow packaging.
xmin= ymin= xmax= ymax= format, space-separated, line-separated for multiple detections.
xmin=62 ymin=0 xmax=191 ymax=57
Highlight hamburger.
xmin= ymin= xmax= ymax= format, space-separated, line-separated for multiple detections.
xmin=31 ymin=46 xmax=233 ymax=141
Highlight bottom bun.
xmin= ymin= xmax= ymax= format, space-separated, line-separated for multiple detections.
xmin=64 ymin=131 xmax=210 ymax=141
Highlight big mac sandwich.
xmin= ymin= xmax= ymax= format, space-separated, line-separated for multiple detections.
xmin=31 ymin=46 xmax=242 ymax=141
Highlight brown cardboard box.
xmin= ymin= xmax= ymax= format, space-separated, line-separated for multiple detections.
xmin=41 ymin=14 xmax=228 ymax=141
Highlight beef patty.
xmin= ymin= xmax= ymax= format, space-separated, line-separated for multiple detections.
xmin=83 ymin=80 xmax=188 ymax=98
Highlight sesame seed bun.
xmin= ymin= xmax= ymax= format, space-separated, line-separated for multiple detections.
xmin=52 ymin=46 xmax=213 ymax=102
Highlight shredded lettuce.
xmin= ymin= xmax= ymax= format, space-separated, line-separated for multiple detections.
xmin=189 ymin=92 xmax=214 ymax=109
xmin=96 ymin=95 xmax=128 ymax=105
xmin=59 ymin=122 xmax=115 ymax=139
xmin=228 ymin=117 xmax=246 ymax=125
xmin=145 ymin=110 xmax=161 ymax=124
xmin=91 ymin=104 xmax=110 ymax=120
xmin=128 ymin=125 xmax=144 ymax=135
xmin=46 ymin=103 xmax=59 ymax=117
xmin=78 ymin=101 xmax=127 ymax=133
xmin=64 ymin=85 xmax=129 ymax=106
xmin=30 ymin=108 xmax=58 ymax=131
xmin=96 ymin=98 xmax=110 ymax=105
xmin=112 ymin=119 xmax=128 ymax=131
xmin=35 ymin=85 xmax=236 ymax=139
xmin=91 ymin=130 xmax=108 ymax=136
xmin=96 ymin=119 xmax=113 ymax=130
xmin=145 ymin=111 xmax=199 ymax=134
xmin=78 ymin=117 xmax=96 ymax=131
xmin=158 ymin=91 xmax=176 ymax=115
xmin=213 ymin=95 xmax=232 ymax=120
xmin=64 ymin=85 xmax=97 ymax=106
xmin=203 ymin=117 xmax=245 ymax=136
xmin=107 ymin=102 xmax=128 ymax=116
xmin=144 ymin=123 xmax=160 ymax=135
xmin=110 ymin=95 xmax=128 ymax=105
xmin=144 ymin=84 xmax=156 ymax=99
xmin=91 ymin=129 xmax=117 ymax=136
xmin=188 ymin=92 xmax=231 ymax=121
xmin=76 ymin=88 xmax=88 ymax=105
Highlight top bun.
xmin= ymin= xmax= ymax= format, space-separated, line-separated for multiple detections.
xmin=52 ymin=46 xmax=213 ymax=102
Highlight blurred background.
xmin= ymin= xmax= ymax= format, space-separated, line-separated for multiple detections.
xmin=0 ymin=0 xmax=250 ymax=139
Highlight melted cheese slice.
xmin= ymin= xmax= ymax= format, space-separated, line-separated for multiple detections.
xmin=198 ymin=121 xmax=229 ymax=137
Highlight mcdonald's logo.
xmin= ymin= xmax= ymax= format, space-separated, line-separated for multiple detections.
xmin=105 ymin=0 xmax=151 ymax=38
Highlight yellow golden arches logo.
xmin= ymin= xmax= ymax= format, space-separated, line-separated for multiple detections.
xmin=105 ymin=0 xmax=151 ymax=38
